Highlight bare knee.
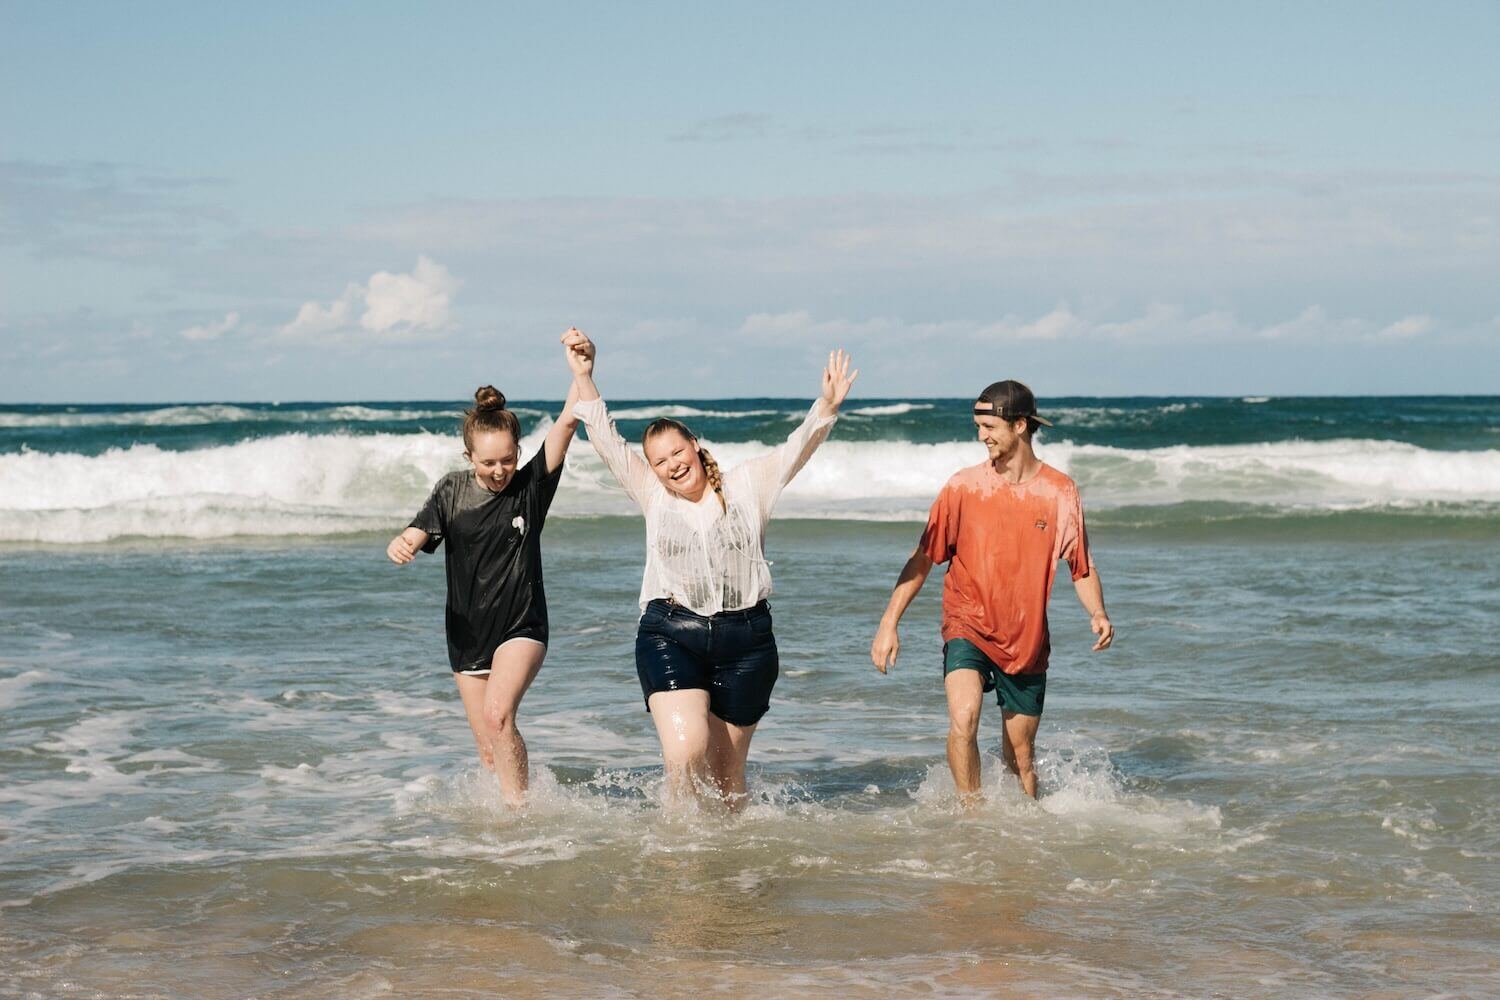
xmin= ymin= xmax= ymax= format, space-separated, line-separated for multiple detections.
xmin=1009 ymin=740 xmax=1035 ymax=775
xmin=661 ymin=732 xmax=709 ymax=779
xmin=948 ymin=704 xmax=981 ymax=741
xmin=483 ymin=704 xmax=517 ymax=739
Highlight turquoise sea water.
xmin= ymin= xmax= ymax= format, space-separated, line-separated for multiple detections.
xmin=2 ymin=397 xmax=1498 ymax=997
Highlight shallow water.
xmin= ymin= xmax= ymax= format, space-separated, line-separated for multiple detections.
xmin=3 ymin=517 xmax=1498 ymax=998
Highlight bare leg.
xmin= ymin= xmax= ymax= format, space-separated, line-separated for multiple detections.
xmin=481 ymin=638 xmax=546 ymax=806
xmin=943 ymin=670 xmax=985 ymax=807
xmin=646 ymin=689 xmax=713 ymax=803
xmin=705 ymin=715 xmax=758 ymax=812
xmin=454 ymin=672 xmax=497 ymax=772
xmin=1001 ymin=710 xmax=1041 ymax=799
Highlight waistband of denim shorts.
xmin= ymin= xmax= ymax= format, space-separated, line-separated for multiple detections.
xmin=646 ymin=597 xmax=769 ymax=622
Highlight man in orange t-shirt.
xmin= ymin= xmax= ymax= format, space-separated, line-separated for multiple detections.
xmin=871 ymin=380 xmax=1114 ymax=801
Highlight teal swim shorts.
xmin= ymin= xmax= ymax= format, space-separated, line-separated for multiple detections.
xmin=942 ymin=637 xmax=1047 ymax=717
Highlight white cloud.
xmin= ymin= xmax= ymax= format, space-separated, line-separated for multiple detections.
xmin=283 ymin=292 xmax=356 ymax=338
xmin=734 ymin=303 xmax=1448 ymax=350
xmin=1258 ymin=305 xmax=1329 ymax=340
xmin=1377 ymin=314 xmax=1433 ymax=340
xmin=1003 ymin=304 xmax=1088 ymax=340
xmin=738 ymin=310 xmax=907 ymax=341
xmin=1254 ymin=306 xmax=1437 ymax=342
xmin=360 ymin=256 xmax=459 ymax=332
xmin=281 ymin=257 xmax=459 ymax=339
xmin=180 ymin=311 xmax=239 ymax=341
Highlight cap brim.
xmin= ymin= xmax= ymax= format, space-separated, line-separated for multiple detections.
xmin=1034 ymin=415 xmax=1054 ymax=427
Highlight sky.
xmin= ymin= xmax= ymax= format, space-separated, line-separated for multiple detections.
xmin=2 ymin=1 xmax=1498 ymax=402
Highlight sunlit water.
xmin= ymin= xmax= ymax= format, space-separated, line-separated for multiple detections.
xmin=3 ymin=397 xmax=1498 ymax=996
xmin=3 ymin=519 xmax=1498 ymax=998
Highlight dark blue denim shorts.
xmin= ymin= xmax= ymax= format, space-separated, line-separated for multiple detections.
xmin=634 ymin=598 xmax=779 ymax=726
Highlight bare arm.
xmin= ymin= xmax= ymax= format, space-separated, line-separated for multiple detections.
xmin=1072 ymin=565 xmax=1114 ymax=651
xmin=870 ymin=547 xmax=935 ymax=673
xmin=386 ymin=526 xmax=429 ymax=565
xmin=542 ymin=377 xmax=581 ymax=474
xmin=749 ymin=349 xmax=858 ymax=512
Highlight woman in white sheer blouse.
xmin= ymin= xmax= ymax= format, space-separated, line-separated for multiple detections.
xmin=563 ymin=329 xmax=857 ymax=808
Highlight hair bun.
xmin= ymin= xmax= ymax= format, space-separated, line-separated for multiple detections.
xmin=473 ymin=385 xmax=506 ymax=412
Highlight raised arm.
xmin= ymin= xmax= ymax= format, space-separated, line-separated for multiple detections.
xmin=562 ymin=328 xmax=657 ymax=507
xmin=748 ymin=349 xmax=858 ymax=511
xmin=543 ymin=375 xmax=582 ymax=474
xmin=870 ymin=546 xmax=934 ymax=673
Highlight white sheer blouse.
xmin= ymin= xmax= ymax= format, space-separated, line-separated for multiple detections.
xmin=573 ymin=398 xmax=837 ymax=614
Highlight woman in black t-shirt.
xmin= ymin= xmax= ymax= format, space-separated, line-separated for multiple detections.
xmin=386 ymin=334 xmax=586 ymax=806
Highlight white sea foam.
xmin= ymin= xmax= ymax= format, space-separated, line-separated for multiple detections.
xmin=846 ymin=402 xmax=934 ymax=417
xmin=603 ymin=404 xmax=783 ymax=420
xmin=0 ymin=403 xmax=475 ymax=429
xmin=1045 ymin=402 xmax=1195 ymax=427
xmin=2 ymin=430 xmax=1496 ymax=542
xmin=0 ymin=404 xmax=263 ymax=429
xmin=0 ymin=668 xmax=47 ymax=709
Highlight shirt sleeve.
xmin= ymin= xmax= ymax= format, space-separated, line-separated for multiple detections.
xmin=1058 ymin=484 xmax=1093 ymax=581
xmin=572 ymin=397 xmax=657 ymax=510
xmin=408 ymin=476 xmax=451 ymax=553
xmin=525 ymin=446 xmax=564 ymax=532
xmin=745 ymin=401 xmax=838 ymax=514
xmin=919 ymin=483 xmax=958 ymax=564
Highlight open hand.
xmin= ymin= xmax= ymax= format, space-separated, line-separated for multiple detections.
xmin=820 ymin=348 xmax=858 ymax=414
xmin=561 ymin=327 xmax=595 ymax=377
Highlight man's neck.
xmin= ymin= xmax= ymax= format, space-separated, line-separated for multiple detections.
xmin=990 ymin=442 xmax=1041 ymax=484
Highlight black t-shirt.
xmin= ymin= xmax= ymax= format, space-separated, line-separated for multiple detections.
xmin=409 ymin=449 xmax=563 ymax=670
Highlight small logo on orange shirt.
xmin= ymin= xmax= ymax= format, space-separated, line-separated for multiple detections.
xmin=1035 ymin=519 xmax=1048 ymax=530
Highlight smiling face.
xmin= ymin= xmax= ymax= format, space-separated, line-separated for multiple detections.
xmin=974 ymin=414 xmax=1030 ymax=463
xmin=465 ymin=429 xmax=520 ymax=492
xmin=643 ymin=427 xmax=707 ymax=500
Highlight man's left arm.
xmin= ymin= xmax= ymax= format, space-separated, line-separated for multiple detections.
xmin=1072 ymin=566 xmax=1113 ymax=652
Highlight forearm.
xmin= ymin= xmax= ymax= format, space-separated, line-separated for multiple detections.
xmin=880 ymin=551 xmax=934 ymax=626
xmin=571 ymin=388 xmax=653 ymax=502
xmin=388 ymin=525 xmax=430 ymax=564
xmin=766 ymin=400 xmax=837 ymax=498
xmin=1073 ymin=567 xmax=1106 ymax=618
xmin=543 ymin=379 xmax=582 ymax=472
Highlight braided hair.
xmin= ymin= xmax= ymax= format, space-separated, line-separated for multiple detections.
xmin=462 ymin=385 xmax=522 ymax=452
xmin=643 ymin=418 xmax=726 ymax=512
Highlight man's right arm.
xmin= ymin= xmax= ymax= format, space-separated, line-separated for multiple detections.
xmin=870 ymin=547 xmax=934 ymax=674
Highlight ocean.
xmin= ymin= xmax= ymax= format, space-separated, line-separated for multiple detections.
xmin=2 ymin=396 xmax=1497 ymax=997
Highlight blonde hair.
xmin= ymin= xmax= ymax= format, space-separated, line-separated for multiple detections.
xmin=643 ymin=418 xmax=725 ymax=512
xmin=462 ymin=385 xmax=521 ymax=452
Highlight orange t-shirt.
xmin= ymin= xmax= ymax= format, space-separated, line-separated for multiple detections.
xmin=920 ymin=462 xmax=1092 ymax=675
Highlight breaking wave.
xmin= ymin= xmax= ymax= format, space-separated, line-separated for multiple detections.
xmin=2 ymin=425 xmax=1498 ymax=543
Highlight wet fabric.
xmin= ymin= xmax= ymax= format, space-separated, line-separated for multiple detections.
xmin=408 ymin=449 xmax=562 ymax=672
xmin=943 ymin=637 xmax=1048 ymax=716
xmin=920 ymin=462 xmax=1092 ymax=675
xmin=573 ymin=397 xmax=836 ymax=615
xmin=633 ymin=599 xmax=779 ymax=726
